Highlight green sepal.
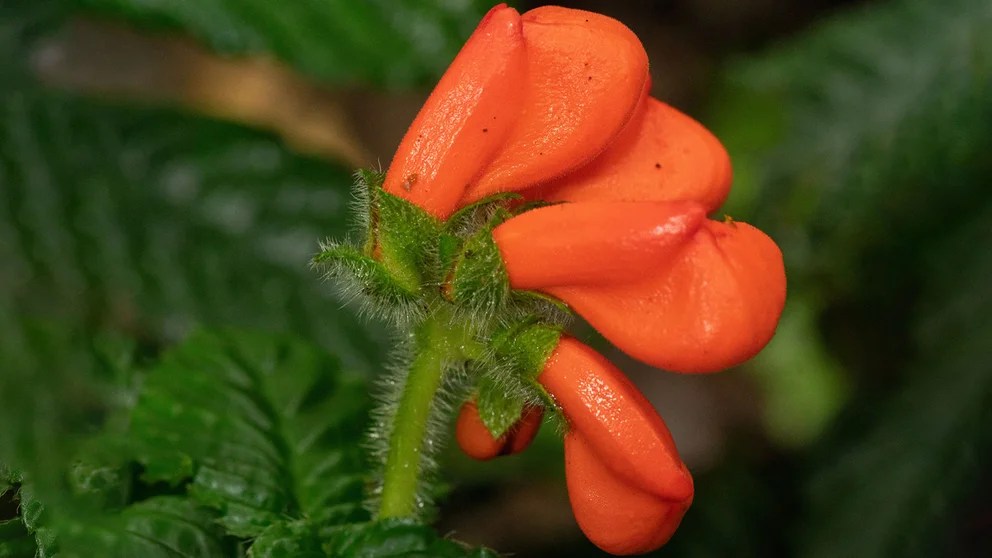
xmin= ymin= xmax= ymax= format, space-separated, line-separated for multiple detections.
xmin=446 ymin=209 xmax=513 ymax=313
xmin=475 ymin=374 xmax=528 ymax=440
xmin=437 ymin=232 xmax=462 ymax=279
xmin=313 ymin=243 xmax=422 ymax=308
xmin=511 ymin=290 xmax=573 ymax=326
xmin=367 ymin=188 xmax=442 ymax=290
xmin=473 ymin=321 xmax=562 ymax=439
xmin=444 ymin=192 xmax=522 ymax=237
xmin=491 ymin=321 xmax=563 ymax=380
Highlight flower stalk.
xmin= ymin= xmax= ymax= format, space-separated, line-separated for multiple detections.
xmin=377 ymin=307 xmax=475 ymax=519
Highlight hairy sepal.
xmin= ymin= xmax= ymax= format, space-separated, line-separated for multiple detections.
xmin=369 ymin=189 xmax=443 ymax=292
xmin=474 ymin=321 xmax=562 ymax=438
xmin=312 ymin=242 xmax=424 ymax=324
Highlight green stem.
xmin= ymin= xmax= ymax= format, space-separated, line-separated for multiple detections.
xmin=377 ymin=308 xmax=467 ymax=519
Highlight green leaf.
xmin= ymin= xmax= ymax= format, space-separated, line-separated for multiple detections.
xmin=323 ymin=519 xmax=499 ymax=558
xmin=60 ymin=497 xmax=231 ymax=558
xmin=128 ymin=330 xmax=371 ymax=537
xmin=371 ymin=189 xmax=442 ymax=294
xmin=714 ymin=0 xmax=992 ymax=290
xmin=3 ymin=0 xmax=382 ymax=372
xmin=799 ymin=202 xmax=992 ymax=558
xmin=73 ymin=0 xmax=495 ymax=87
xmin=0 ymin=90 xmax=381 ymax=370
xmin=249 ymin=521 xmax=324 ymax=558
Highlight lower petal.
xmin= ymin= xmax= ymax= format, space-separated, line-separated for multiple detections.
xmin=548 ymin=219 xmax=786 ymax=373
xmin=565 ymin=433 xmax=691 ymax=555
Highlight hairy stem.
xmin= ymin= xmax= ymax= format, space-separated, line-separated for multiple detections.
xmin=377 ymin=308 xmax=465 ymax=519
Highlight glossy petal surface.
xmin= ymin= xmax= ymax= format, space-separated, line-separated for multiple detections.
xmin=382 ymin=4 xmax=526 ymax=218
xmin=566 ymin=433 xmax=691 ymax=555
xmin=538 ymin=338 xmax=693 ymax=501
xmin=494 ymin=201 xmax=706 ymax=289
xmin=528 ymin=98 xmax=732 ymax=212
xmin=548 ymin=220 xmax=786 ymax=373
xmin=461 ymin=6 xmax=649 ymax=203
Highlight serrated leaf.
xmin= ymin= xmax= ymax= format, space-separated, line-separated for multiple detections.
xmin=73 ymin=0 xmax=495 ymax=88
xmin=60 ymin=497 xmax=230 ymax=558
xmin=249 ymin=521 xmax=324 ymax=558
xmin=0 ymin=90 xmax=381 ymax=371
xmin=129 ymin=330 xmax=371 ymax=538
xmin=323 ymin=519 xmax=499 ymax=558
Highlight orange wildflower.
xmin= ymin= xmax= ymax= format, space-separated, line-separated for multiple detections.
xmin=375 ymin=4 xmax=785 ymax=555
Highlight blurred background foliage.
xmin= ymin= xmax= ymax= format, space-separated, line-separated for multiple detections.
xmin=1 ymin=0 xmax=990 ymax=556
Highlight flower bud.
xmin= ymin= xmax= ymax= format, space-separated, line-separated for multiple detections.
xmin=455 ymin=400 xmax=543 ymax=460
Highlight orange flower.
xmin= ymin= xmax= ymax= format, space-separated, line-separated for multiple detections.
xmin=379 ymin=4 xmax=786 ymax=554
xmin=385 ymin=4 xmax=784 ymax=374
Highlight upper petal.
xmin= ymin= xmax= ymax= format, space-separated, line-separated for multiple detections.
xmin=460 ymin=6 xmax=649 ymax=204
xmin=548 ymin=219 xmax=786 ymax=373
xmin=527 ymin=97 xmax=732 ymax=212
xmin=382 ymin=4 xmax=526 ymax=218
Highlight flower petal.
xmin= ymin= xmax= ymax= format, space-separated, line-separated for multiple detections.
xmin=493 ymin=201 xmax=706 ymax=289
xmin=527 ymin=98 xmax=732 ymax=212
xmin=461 ymin=6 xmax=649 ymax=203
xmin=548 ymin=219 xmax=786 ymax=373
xmin=537 ymin=338 xmax=693 ymax=554
xmin=565 ymin=433 xmax=691 ymax=555
xmin=455 ymin=401 xmax=543 ymax=461
xmin=538 ymin=338 xmax=693 ymax=501
xmin=382 ymin=4 xmax=526 ymax=218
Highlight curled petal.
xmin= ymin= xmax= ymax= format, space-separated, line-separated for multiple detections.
xmin=566 ymin=434 xmax=691 ymax=555
xmin=494 ymin=201 xmax=707 ymax=288
xmin=382 ymin=4 xmax=526 ymax=218
xmin=549 ymin=220 xmax=786 ymax=373
xmin=455 ymin=401 xmax=543 ymax=461
xmin=461 ymin=6 xmax=649 ymax=203
xmin=527 ymin=98 xmax=733 ymax=212
xmin=538 ymin=338 xmax=692 ymax=554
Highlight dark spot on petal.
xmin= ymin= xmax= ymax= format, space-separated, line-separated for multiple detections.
xmin=483 ymin=128 xmax=488 ymax=133
xmin=587 ymin=76 xmax=592 ymax=81
xmin=655 ymin=163 xmax=662 ymax=169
